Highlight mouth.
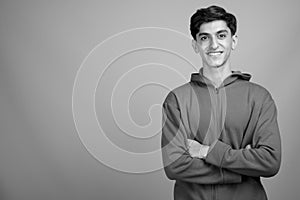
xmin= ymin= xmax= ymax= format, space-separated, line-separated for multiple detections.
xmin=207 ymin=51 xmax=223 ymax=56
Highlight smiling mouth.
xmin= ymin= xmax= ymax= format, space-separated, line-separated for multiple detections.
xmin=207 ymin=51 xmax=223 ymax=56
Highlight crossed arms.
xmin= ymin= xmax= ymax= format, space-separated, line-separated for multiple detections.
xmin=161 ymin=92 xmax=281 ymax=184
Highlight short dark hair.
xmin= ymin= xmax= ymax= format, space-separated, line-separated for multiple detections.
xmin=190 ymin=5 xmax=237 ymax=40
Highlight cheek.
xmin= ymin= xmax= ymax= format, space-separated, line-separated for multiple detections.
xmin=202 ymin=42 xmax=210 ymax=49
xmin=224 ymin=40 xmax=233 ymax=49
xmin=199 ymin=46 xmax=209 ymax=55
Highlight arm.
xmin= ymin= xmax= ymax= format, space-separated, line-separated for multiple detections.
xmin=161 ymin=92 xmax=242 ymax=184
xmin=205 ymin=94 xmax=281 ymax=177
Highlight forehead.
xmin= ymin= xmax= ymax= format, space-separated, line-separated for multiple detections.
xmin=198 ymin=20 xmax=230 ymax=35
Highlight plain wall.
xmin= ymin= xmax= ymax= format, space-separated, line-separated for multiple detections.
xmin=0 ymin=0 xmax=299 ymax=199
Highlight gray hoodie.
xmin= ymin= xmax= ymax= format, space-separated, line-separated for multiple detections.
xmin=161 ymin=69 xmax=281 ymax=200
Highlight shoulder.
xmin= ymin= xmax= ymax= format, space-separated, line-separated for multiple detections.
xmin=246 ymin=81 xmax=275 ymax=105
xmin=163 ymin=82 xmax=194 ymax=105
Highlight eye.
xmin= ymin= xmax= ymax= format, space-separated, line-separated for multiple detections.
xmin=199 ymin=36 xmax=208 ymax=41
xmin=218 ymin=33 xmax=227 ymax=39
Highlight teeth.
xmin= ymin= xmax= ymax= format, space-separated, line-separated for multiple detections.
xmin=208 ymin=52 xmax=222 ymax=56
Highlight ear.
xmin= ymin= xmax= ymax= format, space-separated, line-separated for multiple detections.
xmin=231 ymin=35 xmax=238 ymax=50
xmin=192 ymin=39 xmax=200 ymax=53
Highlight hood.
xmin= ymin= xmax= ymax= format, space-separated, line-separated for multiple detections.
xmin=190 ymin=68 xmax=251 ymax=88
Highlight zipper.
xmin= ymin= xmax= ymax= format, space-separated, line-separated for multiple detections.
xmin=215 ymin=87 xmax=219 ymax=94
xmin=212 ymin=184 xmax=216 ymax=200
xmin=212 ymin=84 xmax=222 ymax=94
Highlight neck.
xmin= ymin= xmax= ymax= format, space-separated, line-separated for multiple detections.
xmin=202 ymin=64 xmax=232 ymax=87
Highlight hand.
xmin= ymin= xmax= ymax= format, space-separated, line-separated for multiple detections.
xmin=187 ymin=139 xmax=209 ymax=159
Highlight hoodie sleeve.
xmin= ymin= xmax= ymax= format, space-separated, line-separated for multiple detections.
xmin=161 ymin=92 xmax=242 ymax=184
xmin=205 ymin=92 xmax=281 ymax=177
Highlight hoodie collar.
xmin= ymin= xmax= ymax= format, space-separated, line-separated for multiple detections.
xmin=190 ymin=68 xmax=251 ymax=88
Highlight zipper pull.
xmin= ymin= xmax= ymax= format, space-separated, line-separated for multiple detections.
xmin=215 ymin=87 xmax=219 ymax=94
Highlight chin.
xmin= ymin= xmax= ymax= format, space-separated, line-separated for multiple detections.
xmin=206 ymin=60 xmax=224 ymax=67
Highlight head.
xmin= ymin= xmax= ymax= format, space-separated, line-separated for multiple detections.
xmin=190 ymin=5 xmax=238 ymax=69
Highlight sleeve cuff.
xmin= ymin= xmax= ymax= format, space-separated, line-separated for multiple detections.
xmin=205 ymin=140 xmax=231 ymax=167
xmin=208 ymin=140 xmax=218 ymax=153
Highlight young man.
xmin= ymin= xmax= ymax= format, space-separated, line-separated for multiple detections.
xmin=161 ymin=5 xmax=281 ymax=200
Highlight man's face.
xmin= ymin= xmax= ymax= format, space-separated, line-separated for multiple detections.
xmin=192 ymin=20 xmax=237 ymax=69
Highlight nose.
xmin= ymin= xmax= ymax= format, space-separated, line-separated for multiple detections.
xmin=210 ymin=37 xmax=219 ymax=49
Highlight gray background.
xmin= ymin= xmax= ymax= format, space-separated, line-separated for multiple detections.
xmin=1 ymin=0 xmax=299 ymax=199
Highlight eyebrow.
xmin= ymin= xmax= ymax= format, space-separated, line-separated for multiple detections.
xmin=198 ymin=29 xmax=229 ymax=37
